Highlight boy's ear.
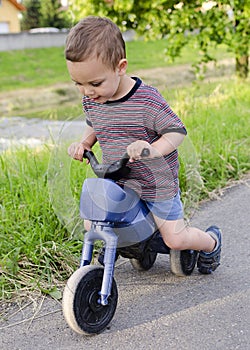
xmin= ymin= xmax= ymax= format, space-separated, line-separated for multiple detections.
xmin=117 ymin=59 xmax=128 ymax=75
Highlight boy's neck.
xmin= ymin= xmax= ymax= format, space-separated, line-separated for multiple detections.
xmin=109 ymin=75 xmax=135 ymax=101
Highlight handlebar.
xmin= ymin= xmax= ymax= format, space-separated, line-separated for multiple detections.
xmin=83 ymin=148 xmax=150 ymax=181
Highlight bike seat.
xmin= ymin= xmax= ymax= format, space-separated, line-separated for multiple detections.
xmin=80 ymin=178 xmax=143 ymax=223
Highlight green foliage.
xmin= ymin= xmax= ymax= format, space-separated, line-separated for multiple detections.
xmin=39 ymin=0 xmax=69 ymax=28
xmin=163 ymin=1 xmax=250 ymax=78
xmin=21 ymin=0 xmax=70 ymax=30
xmin=67 ymin=0 xmax=249 ymax=77
xmin=21 ymin=0 xmax=41 ymax=30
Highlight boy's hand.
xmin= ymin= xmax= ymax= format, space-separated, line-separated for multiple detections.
xmin=127 ymin=140 xmax=159 ymax=162
xmin=68 ymin=142 xmax=91 ymax=162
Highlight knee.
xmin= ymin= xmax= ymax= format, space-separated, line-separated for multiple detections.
xmin=84 ymin=219 xmax=91 ymax=231
xmin=154 ymin=218 xmax=189 ymax=250
xmin=162 ymin=234 xmax=186 ymax=251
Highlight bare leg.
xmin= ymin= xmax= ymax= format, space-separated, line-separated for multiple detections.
xmin=153 ymin=216 xmax=215 ymax=252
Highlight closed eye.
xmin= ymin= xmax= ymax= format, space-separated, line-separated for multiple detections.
xmin=72 ymin=80 xmax=103 ymax=87
xmin=91 ymin=82 xmax=102 ymax=87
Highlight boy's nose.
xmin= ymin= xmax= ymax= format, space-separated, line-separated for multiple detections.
xmin=77 ymin=85 xmax=94 ymax=97
xmin=84 ymin=87 xmax=95 ymax=97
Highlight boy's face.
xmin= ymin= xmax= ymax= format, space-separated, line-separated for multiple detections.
xmin=66 ymin=57 xmax=127 ymax=104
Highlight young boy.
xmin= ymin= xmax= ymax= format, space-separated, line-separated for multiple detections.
xmin=65 ymin=16 xmax=222 ymax=274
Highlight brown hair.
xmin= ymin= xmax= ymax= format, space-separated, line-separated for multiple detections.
xmin=65 ymin=16 xmax=126 ymax=70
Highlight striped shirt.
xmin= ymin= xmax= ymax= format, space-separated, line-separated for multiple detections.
xmin=83 ymin=77 xmax=186 ymax=201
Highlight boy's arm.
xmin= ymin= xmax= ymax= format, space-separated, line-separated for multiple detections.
xmin=127 ymin=132 xmax=185 ymax=161
xmin=68 ymin=124 xmax=97 ymax=162
xmin=80 ymin=124 xmax=97 ymax=148
xmin=151 ymin=132 xmax=185 ymax=157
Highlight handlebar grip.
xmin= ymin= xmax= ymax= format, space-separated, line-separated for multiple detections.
xmin=83 ymin=150 xmax=94 ymax=160
xmin=83 ymin=150 xmax=100 ymax=168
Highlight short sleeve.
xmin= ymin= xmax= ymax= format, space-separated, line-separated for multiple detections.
xmin=153 ymin=101 xmax=187 ymax=136
xmin=86 ymin=118 xmax=93 ymax=127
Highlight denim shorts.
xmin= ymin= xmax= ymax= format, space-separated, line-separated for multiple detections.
xmin=145 ymin=191 xmax=184 ymax=221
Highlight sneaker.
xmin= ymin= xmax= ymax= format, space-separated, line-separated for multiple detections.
xmin=197 ymin=226 xmax=222 ymax=274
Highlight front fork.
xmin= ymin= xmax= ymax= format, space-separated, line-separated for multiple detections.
xmin=80 ymin=223 xmax=118 ymax=306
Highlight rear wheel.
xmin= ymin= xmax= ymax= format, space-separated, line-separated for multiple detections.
xmin=130 ymin=250 xmax=157 ymax=271
xmin=170 ymin=249 xmax=198 ymax=276
xmin=62 ymin=265 xmax=118 ymax=335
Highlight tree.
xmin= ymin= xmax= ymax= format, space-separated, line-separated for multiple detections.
xmin=68 ymin=0 xmax=250 ymax=78
xmin=21 ymin=0 xmax=41 ymax=30
xmin=21 ymin=0 xmax=71 ymax=30
xmin=160 ymin=0 xmax=250 ymax=79
xmin=39 ymin=0 xmax=69 ymax=29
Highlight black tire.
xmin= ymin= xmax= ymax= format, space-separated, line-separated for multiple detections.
xmin=130 ymin=250 xmax=157 ymax=271
xmin=170 ymin=249 xmax=198 ymax=276
xmin=62 ymin=265 xmax=118 ymax=335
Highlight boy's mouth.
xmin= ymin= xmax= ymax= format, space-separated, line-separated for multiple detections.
xmin=91 ymin=96 xmax=107 ymax=104
xmin=91 ymin=96 xmax=100 ymax=102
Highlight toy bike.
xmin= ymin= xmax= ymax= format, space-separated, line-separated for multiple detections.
xmin=62 ymin=149 xmax=198 ymax=335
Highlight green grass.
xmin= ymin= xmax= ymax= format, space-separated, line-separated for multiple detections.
xmin=126 ymin=40 xmax=233 ymax=71
xmin=0 ymin=147 xmax=84 ymax=301
xmin=0 ymin=47 xmax=69 ymax=92
xmin=168 ymin=79 xmax=250 ymax=195
xmin=0 ymin=40 xmax=233 ymax=92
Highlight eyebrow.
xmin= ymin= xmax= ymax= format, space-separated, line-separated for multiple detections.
xmin=71 ymin=78 xmax=104 ymax=85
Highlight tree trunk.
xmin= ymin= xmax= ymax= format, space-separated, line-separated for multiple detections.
xmin=236 ymin=54 xmax=249 ymax=79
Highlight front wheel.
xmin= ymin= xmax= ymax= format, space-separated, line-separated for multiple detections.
xmin=170 ymin=249 xmax=198 ymax=276
xmin=62 ymin=265 xmax=118 ymax=335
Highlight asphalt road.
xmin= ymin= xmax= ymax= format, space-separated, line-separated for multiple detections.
xmin=1 ymin=177 xmax=249 ymax=350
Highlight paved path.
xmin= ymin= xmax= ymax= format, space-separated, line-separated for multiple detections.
xmin=0 ymin=116 xmax=83 ymax=152
xmin=1 ymin=178 xmax=249 ymax=350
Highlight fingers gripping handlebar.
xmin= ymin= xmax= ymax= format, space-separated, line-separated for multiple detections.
xmin=83 ymin=148 xmax=150 ymax=181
